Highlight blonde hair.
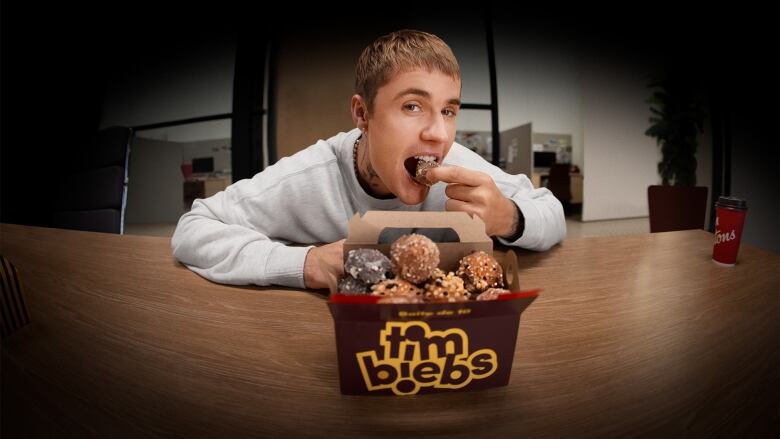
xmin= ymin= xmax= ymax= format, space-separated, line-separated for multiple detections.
xmin=355 ymin=29 xmax=460 ymax=112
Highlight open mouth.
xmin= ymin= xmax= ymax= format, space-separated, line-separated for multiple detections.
xmin=403 ymin=155 xmax=439 ymax=186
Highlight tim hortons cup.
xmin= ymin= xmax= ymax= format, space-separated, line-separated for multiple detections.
xmin=712 ymin=196 xmax=748 ymax=267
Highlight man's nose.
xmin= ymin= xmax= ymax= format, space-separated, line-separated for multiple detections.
xmin=421 ymin=113 xmax=449 ymax=144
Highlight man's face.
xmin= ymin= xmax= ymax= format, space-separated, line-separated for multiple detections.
xmin=365 ymin=69 xmax=461 ymax=205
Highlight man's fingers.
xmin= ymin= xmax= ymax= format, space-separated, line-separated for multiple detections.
xmin=426 ymin=165 xmax=487 ymax=186
xmin=445 ymin=198 xmax=481 ymax=219
xmin=444 ymin=183 xmax=473 ymax=202
xmin=446 ymin=183 xmax=493 ymax=206
xmin=331 ymin=239 xmax=346 ymax=272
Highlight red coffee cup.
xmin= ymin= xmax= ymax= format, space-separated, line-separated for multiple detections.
xmin=712 ymin=196 xmax=748 ymax=266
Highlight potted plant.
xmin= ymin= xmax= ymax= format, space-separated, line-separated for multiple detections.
xmin=644 ymin=74 xmax=709 ymax=232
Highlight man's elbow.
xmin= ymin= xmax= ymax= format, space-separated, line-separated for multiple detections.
xmin=529 ymin=232 xmax=564 ymax=252
xmin=540 ymin=227 xmax=566 ymax=251
xmin=170 ymin=215 xmax=195 ymax=262
xmin=538 ymin=204 xmax=567 ymax=251
xmin=170 ymin=228 xmax=186 ymax=263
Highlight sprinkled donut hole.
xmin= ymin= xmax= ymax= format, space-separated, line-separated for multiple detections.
xmin=456 ymin=251 xmax=505 ymax=293
xmin=424 ymin=268 xmax=470 ymax=302
xmin=414 ymin=160 xmax=439 ymax=186
xmin=389 ymin=234 xmax=440 ymax=284
xmin=344 ymin=248 xmax=393 ymax=284
xmin=337 ymin=276 xmax=370 ymax=295
xmin=370 ymin=279 xmax=423 ymax=297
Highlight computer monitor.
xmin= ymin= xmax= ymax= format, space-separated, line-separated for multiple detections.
xmin=534 ymin=151 xmax=556 ymax=168
xmin=192 ymin=157 xmax=214 ymax=174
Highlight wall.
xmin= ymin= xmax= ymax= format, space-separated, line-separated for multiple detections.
xmin=181 ymin=139 xmax=232 ymax=176
xmin=124 ymin=137 xmax=232 ymax=225
xmin=411 ymin=19 xmax=491 ymax=106
xmin=580 ymin=59 xmax=660 ymax=221
xmin=273 ymin=32 xmax=364 ymax=159
xmin=492 ymin=32 xmax=584 ymax=171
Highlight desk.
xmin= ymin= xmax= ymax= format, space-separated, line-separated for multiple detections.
xmin=1 ymin=224 xmax=777 ymax=437
xmin=532 ymin=171 xmax=583 ymax=204
xmin=183 ymin=176 xmax=231 ymax=210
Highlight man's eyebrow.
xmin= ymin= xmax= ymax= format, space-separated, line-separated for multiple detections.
xmin=394 ymin=88 xmax=431 ymax=100
xmin=394 ymin=88 xmax=461 ymax=106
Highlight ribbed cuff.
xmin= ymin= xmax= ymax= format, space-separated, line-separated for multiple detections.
xmin=498 ymin=199 xmax=536 ymax=247
xmin=263 ymin=244 xmax=315 ymax=289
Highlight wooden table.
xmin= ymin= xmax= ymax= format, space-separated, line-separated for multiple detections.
xmin=1 ymin=224 xmax=777 ymax=437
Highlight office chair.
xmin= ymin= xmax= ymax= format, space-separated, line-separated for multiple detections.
xmin=546 ymin=163 xmax=572 ymax=209
xmin=52 ymin=127 xmax=133 ymax=234
xmin=647 ymin=185 xmax=708 ymax=233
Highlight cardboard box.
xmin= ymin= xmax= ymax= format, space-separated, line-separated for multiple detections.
xmin=327 ymin=211 xmax=539 ymax=396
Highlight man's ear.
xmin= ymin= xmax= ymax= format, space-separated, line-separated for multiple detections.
xmin=351 ymin=94 xmax=369 ymax=131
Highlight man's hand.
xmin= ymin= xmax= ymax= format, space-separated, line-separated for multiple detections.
xmin=426 ymin=165 xmax=519 ymax=238
xmin=303 ymin=239 xmax=345 ymax=290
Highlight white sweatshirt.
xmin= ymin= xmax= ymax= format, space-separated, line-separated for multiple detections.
xmin=171 ymin=128 xmax=566 ymax=288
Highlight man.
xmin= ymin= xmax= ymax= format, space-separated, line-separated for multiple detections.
xmin=172 ymin=30 xmax=566 ymax=289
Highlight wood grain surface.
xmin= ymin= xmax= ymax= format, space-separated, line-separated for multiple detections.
xmin=1 ymin=224 xmax=777 ymax=438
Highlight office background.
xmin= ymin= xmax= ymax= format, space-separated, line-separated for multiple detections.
xmin=2 ymin=2 xmax=778 ymax=252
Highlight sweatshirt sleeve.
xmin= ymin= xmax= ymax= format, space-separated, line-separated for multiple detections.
xmin=171 ymin=188 xmax=314 ymax=288
xmin=170 ymin=146 xmax=346 ymax=288
xmin=494 ymin=174 xmax=567 ymax=251
xmin=450 ymin=146 xmax=566 ymax=251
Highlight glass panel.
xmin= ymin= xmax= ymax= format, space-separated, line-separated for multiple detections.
xmin=124 ymin=119 xmax=231 ymax=237
xmin=455 ymin=108 xmax=494 ymax=163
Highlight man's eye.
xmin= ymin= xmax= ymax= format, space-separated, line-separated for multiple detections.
xmin=404 ymin=103 xmax=422 ymax=112
xmin=443 ymin=109 xmax=457 ymax=118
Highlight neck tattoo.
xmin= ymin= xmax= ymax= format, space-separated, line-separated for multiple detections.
xmin=353 ymin=133 xmax=390 ymax=198
xmin=353 ymin=135 xmax=361 ymax=182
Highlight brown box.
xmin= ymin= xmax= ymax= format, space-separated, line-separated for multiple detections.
xmin=327 ymin=211 xmax=538 ymax=396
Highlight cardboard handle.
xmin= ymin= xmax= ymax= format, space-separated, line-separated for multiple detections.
xmin=501 ymin=250 xmax=521 ymax=291
xmin=348 ymin=212 xmax=489 ymax=243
